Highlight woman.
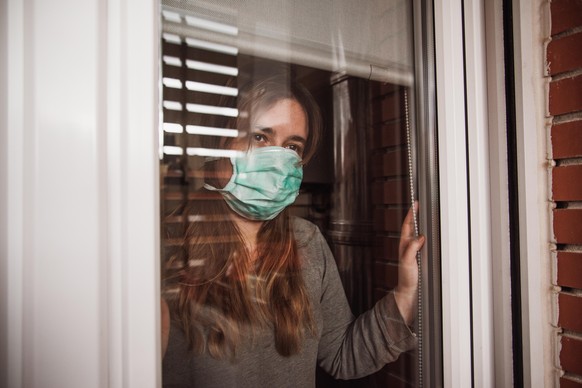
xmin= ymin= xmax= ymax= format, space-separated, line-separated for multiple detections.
xmin=161 ymin=74 xmax=425 ymax=387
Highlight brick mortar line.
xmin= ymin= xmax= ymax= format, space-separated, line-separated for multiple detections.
xmin=554 ymin=201 xmax=582 ymax=209
xmin=370 ymin=88 xmax=406 ymax=101
xmin=375 ymin=232 xmax=403 ymax=239
xmin=369 ymin=117 xmax=404 ymax=126
xmin=560 ymin=289 xmax=582 ymax=297
xmin=373 ymin=204 xmax=415 ymax=210
xmin=560 ymin=330 xmax=582 ymax=341
xmin=562 ymin=372 xmax=582 ymax=384
xmin=556 ymin=244 xmax=582 ymax=252
xmin=371 ymin=175 xmax=410 ymax=182
xmin=550 ymin=110 xmax=582 ymax=125
xmin=551 ymin=25 xmax=582 ymax=40
xmin=555 ymin=158 xmax=582 ymax=166
xmin=551 ymin=67 xmax=582 ymax=82
xmin=371 ymin=145 xmax=409 ymax=153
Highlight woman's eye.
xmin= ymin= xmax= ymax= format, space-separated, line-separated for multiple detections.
xmin=286 ymin=144 xmax=303 ymax=155
xmin=252 ymin=133 xmax=266 ymax=142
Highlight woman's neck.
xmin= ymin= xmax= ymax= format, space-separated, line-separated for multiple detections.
xmin=230 ymin=213 xmax=263 ymax=255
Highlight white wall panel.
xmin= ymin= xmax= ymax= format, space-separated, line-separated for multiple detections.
xmin=2 ymin=1 xmax=160 ymax=387
xmin=13 ymin=0 xmax=102 ymax=386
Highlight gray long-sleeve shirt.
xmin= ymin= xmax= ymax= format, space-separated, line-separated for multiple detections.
xmin=162 ymin=217 xmax=416 ymax=387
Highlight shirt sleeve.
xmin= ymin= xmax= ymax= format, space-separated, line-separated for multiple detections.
xmin=313 ymin=230 xmax=418 ymax=380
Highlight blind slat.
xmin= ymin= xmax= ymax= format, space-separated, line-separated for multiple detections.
xmin=162 ymin=63 xmax=233 ymax=86
xmin=162 ymin=40 xmax=237 ymax=68
xmin=163 ymin=86 xmax=236 ymax=107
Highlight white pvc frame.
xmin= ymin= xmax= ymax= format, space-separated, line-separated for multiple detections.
xmin=1 ymin=0 xmax=551 ymax=387
xmin=106 ymin=1 xmax=161 ymax=387
xmin=483 ymin=1 xmax=516 ymax=387
xmin=433 ymin=0 xmax=473 ymax=386
xmin=435 ymin=0 xmax=513 ymax=387
xmin=463 ymin=0 xmax=496 ymax=386
xmin=435 ymin=0 xmax=552 ymax=387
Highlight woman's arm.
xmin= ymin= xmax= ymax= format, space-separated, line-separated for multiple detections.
xmin=313 ymin=229 xmax=419 ymax=379
xmin=311 ymin=204 xmax=424 ymax=379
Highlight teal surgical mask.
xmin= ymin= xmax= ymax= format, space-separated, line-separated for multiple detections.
xmin=204 ymin=146 xmax=303 ymax=221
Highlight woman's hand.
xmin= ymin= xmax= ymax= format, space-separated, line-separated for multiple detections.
xmin=393 ymin=202 xmax=425 ymax=326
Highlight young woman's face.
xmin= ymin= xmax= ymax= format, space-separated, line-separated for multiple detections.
xmin=213 ymin=98 xmax=309 ymax=190
xmin=231 ymin=98 xmax=309 ymax=158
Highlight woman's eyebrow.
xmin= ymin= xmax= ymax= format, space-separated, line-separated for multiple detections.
xmin=287 ymin=135 xmax=306 ymax=144
xmin=254 ymin=126 xmax=273 ymax=134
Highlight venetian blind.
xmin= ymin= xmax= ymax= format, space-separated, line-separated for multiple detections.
xmin=161 ymin=0 xmax=414 ymax=85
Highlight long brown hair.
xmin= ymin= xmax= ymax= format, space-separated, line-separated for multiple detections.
xmin=164 ymin=74 xmax=323 ymax=358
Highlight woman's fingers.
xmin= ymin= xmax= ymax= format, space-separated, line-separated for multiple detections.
xmin=394 ymin=233 xmax=425 ymax=325
xmin=402 ymin=202 xmax=417 ymax=235
xmin=399 ymin=201 xmax=419 ymax=259
xmin=398 ymin=234 xmax=425 ymax=292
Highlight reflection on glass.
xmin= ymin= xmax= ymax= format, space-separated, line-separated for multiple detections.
xmin=160 ymin=1 xmax=438 ymax=387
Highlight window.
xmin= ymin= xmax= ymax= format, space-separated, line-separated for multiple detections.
xmin=159 ymin=1 xmax=441 ymax=386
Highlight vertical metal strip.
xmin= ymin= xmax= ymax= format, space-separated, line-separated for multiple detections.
xmin=404 ymin=88 xmax=423 ymax=388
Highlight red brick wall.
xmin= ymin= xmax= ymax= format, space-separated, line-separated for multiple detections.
xmin=547 ymin=1 xmax=582 ymax=386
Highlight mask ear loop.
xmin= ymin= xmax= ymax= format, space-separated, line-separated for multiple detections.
xmin=404 ymin=88 xmax=423 ymax=388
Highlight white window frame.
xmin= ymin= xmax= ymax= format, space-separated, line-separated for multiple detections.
xmin=435 ymin=0 xmax=552 ymax=387
xmin=1 ymin=0 xmax=552 ymax=387
xmin=435 ymin=0 xmax=511 ymax=387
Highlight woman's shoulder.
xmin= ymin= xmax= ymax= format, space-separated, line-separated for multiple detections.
xmin=291 ymin=217 xmax=337 ymax=289
xmin=291 ymin=216 xmax=322 ymax=248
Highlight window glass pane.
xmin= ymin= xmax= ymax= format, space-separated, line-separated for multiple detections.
xmin=159 ymin=1 xmax=440 ymax=386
